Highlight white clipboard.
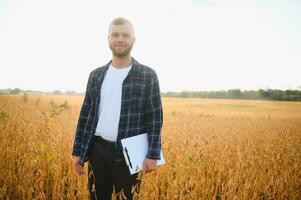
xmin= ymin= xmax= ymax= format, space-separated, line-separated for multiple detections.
xmin=120 ymin=133 xmax=165 ymax=175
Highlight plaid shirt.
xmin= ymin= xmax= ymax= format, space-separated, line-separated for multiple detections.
xmin=72 ymin=58 xmax=163 ymax=167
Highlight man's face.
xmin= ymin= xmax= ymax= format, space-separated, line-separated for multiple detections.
xmin=108 ymin=23 xmax=135 ymax=58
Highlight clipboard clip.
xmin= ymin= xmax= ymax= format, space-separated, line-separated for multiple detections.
xmin=122 ymin=147 xmax=133 ymax=169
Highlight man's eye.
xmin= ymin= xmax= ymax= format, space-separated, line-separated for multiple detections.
xmin=112 ymin=33 xmax=119 ymax=37
xmin=123 ymin=34 xmax=130 ymax=38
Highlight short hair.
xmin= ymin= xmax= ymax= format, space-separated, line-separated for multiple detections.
xmin=109 ymin=17 xmax=135 ymax=35
xmin=110 ymin=17 xmax=132 ymax=26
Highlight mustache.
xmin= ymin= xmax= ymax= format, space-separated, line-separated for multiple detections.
xmin=114 ymin=44 xmax=127 ymax=47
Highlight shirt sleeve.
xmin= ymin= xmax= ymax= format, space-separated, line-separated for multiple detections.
xmin=144 ymin=70 xmax=163 ymax=160
xmin=72 ymin=72 xmax=93 ymax=156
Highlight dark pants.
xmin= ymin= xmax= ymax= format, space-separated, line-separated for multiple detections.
xmin=87 ymin=136 xmax=142 ymax=200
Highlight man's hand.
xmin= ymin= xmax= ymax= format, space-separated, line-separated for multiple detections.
xmin=73 ymin=156 xmax=84 ymax=176
xmin=143 ymin=158 xmax=157 ymax=174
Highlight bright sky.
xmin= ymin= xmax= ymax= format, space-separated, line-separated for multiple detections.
xmin=1 ymin=0 xmax=300 ymax=92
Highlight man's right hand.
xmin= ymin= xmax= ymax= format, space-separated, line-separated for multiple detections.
xmin=73 ymin=156 xmax=84 ymax=176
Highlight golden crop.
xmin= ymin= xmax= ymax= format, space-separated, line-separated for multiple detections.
xmin=0 ymin=95 xmax=300 ymax=200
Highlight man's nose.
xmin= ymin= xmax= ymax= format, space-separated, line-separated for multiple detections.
xmin=116 ymin=35 xmax=126 ymax=42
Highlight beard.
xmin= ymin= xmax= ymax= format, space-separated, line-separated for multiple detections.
xmin=109 ymin=42 xmax=134 ymax=58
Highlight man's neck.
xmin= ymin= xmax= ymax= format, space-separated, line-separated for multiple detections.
xmin=111 ymin=55 xmax=132 ymax=69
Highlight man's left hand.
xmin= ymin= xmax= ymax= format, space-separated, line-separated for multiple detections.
xmin=143 ymin=158 xmax=157 ymax=174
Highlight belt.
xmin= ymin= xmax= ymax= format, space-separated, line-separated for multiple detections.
xmin=93 ymin=135 xmax=116 ymax=150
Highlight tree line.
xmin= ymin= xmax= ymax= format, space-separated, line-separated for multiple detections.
xmin=1 ymin=88 xmax=301 ymax=101
xmin=0 ymin=88 xmax=84 ymax=96
xmin=162 ymin=89 xmax=301 ymax=101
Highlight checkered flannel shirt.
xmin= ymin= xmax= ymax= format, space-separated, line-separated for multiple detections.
xmin=72 ymin=58 xmax=163 ymax=167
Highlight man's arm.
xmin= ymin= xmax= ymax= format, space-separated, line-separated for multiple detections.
xmin=143 ymin=70 xmax=163 ymax=173
xmin=72 ymin=72 xmax=94 ymax=175
xmin=144 ymin=70 xmax=163 ymax=160
xmin=72 ymin=72 xmax=93 ymax=157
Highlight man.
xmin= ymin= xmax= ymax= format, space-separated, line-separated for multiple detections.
xmin=72 ymin=17 xmax=163 ymax=200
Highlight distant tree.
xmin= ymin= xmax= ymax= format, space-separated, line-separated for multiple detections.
xmin=179 ymin=91 xmax=190 ymax=98
xmin=269 ymin=90 xmax=283 ymax=100
xmin=242 ymin=90 xmax=257 ymax=99
xmin=207 ymin=91 xmax=226 ymax=99
xmin=258 ymin=89 xmax=271 ymax=99
xmin=52 ymin=90 xmax=62 ymax=95
xmin=65 ymin=90 xmax=77 ymax=95
xmin=285 ymin=90 xmax=300 ymax=101
xmin=227 ymin=89 xmax=242 ymax=99
xmin=10 ymin=88 xmax=22 ymax=94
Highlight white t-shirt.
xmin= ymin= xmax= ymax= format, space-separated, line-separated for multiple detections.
xmin=95 ymin=64 xmax=132 ymax=141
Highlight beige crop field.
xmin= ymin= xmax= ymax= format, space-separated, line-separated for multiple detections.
xmin=0 ymin=95 xmax=300 ymax=200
